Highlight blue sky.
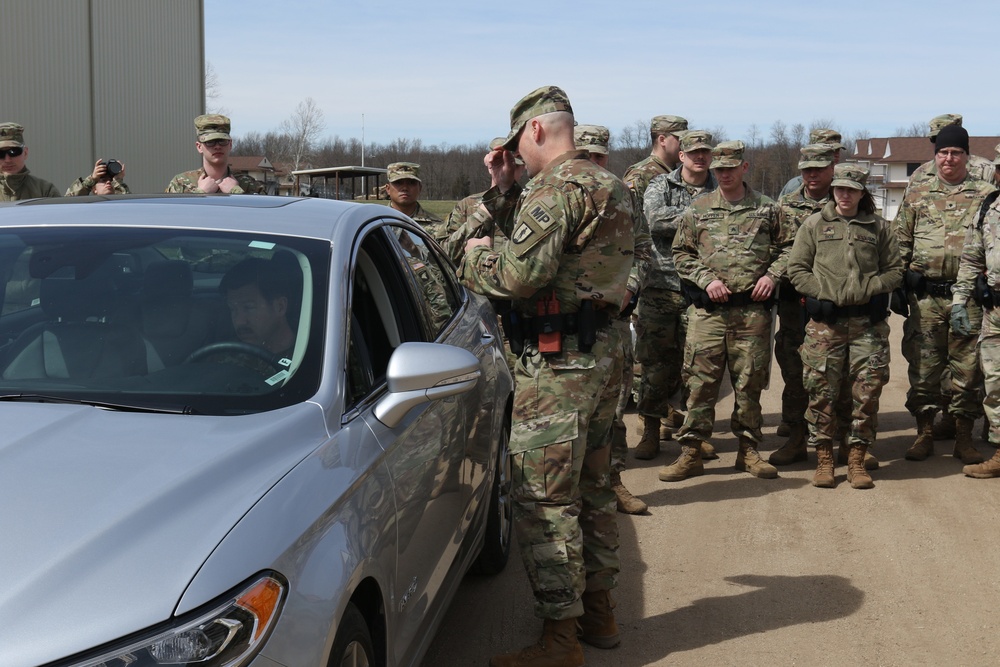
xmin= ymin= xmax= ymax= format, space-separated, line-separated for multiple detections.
xmin=206 ymin=0 xmax=1000 ymax=148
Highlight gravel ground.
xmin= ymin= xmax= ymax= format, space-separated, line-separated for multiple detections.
xmin=422 ymin=318 xmax=1000 ymax=666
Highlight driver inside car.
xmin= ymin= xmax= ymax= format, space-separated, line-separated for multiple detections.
xmin=219 ymin=256 xmax=298 ymax=367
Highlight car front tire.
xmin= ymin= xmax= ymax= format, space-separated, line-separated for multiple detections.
xmin=330 ymin=602 xmax=374 ymax=667
xmin=471 ymin=418 xmax=512 ymax=575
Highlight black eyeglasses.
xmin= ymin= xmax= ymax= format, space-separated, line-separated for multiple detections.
xmin=202 ymin=140 xmax=231 ymax=148
xmin=0 ymin=147 xmax=24 ymax=159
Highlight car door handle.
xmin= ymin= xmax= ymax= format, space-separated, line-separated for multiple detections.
xmin=480 ymin=323 xmax=495 ymax=343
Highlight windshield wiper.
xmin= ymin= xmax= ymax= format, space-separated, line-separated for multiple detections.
xmin=0 ymin=393 xmax=200 ymax=414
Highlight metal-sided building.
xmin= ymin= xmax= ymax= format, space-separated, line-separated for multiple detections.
xmin=1 ymin=0 xmax=204 ymax=195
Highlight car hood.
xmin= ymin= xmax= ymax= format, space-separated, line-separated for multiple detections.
xmin=0 ymin=401 xmax=329 ymax=667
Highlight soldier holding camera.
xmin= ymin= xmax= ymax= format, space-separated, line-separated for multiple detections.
xmin=66 ymin=159 xmax=130 ymax=196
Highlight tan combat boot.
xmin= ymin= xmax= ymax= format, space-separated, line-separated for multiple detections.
xmin=577 ymin=589 xmax=620 ymax=649
xmin=847 ymin=444 xmax=874 ymax=489
xmin=933 ymin=411 xmax=957 ymax=440
xmin=906 ymin=413 xmax=936 ymax=461
xmin=735 ymin=437 xmax=778 ymax=479
xmin=952 ymin=417 xmax=984 ymax=464
xmin=634 ymin=415 xmax=661 ymax=460
xmin=963 ymin=449 xmax=1000 ymax=478
xmin=610 ymin=470 xmax=647 ymax=514
xmin=813 ymin=441 xmax=836 ymax=488
xmin=837 ymin=438 xmax=879 ymax=470
xmin=768 ymin=421 xmax=808 ymax=465
xmin=489 ymin=618 xmax=584 ymax=667
xmin=658 ymin=442 xmax=705 ymax=482
xmin=699 ymin=439 xmax=719 ymax=460
xmin=659 ymin=405 xmax=686 ymax=441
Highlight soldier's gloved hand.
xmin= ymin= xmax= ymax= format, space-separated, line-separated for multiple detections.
xmin=951 ymin=304 xmax=972 ymax=336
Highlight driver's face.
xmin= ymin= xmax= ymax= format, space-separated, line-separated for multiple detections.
xmin=226 ymin=283 xmax=287 ymax=348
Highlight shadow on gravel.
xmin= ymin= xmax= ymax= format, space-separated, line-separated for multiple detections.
xmin=640 ymin=472 xmax=810 ymax=508
xmin=597 ymin=574 xmax=864 ymax=666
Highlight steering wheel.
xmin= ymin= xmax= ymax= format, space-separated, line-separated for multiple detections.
xmin=183 ymin=341 xmax=285 ymax=370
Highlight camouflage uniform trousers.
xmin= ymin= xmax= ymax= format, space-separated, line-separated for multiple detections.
xmin=978 ymin=307 xmax=1000 ymax=445
xmin=802 ymin=317 xmax=890 ymax=447
xmin=675 ymin=302 xmax=771 ymax=445
xmin=509 ymin=325 xmax=622 ymax=620
xmin=611 ymin=318 xmax=633 ymax=474
xmin=902 ymin=293 xmax=983 ymax=418
xmin=775 ymin=294 xmax=807 ymax=425
xmin=635 ymin=286 xmax=687 ymax=418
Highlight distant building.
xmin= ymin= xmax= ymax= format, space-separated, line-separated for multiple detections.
xmin=230 ymin=156 xmax=277 ymax=195
xmin=849 ymin=136 xmax=1000 ymax=219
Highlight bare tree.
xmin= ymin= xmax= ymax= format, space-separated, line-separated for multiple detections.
xmin=894 ymin=121 xmax=926 ymax=137
xmin=205 ymin=61 xmax=227 ymax=115
xmin=281 ymin=98 xmax=326 ymax=171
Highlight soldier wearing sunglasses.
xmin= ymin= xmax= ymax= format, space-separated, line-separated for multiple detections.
xmin=166 ymin=114 xmax=263 ymax=194
xmin=0 ymin=123 xmax=60 ymax=201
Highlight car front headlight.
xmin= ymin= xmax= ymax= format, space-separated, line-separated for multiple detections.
xmin=68 ymin=573 xmax=285 ymax=667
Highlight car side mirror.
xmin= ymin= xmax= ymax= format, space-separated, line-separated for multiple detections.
xmin=374 ymin=342 xmax=480 ymax=428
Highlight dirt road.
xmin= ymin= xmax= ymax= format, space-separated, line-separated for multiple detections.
xmin=422 ymin=319 xmax=1000 ymax=666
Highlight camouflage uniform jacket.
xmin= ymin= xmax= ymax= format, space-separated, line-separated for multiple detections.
xmin=907 ymin=155 xmax=995 ymax=194
xmin=392 ymin=201 xmax=447 ymax=246
xmin=441 ymin=191 xmax=494 ymax=265
xmin=627 ymin=187 xmax=653 ymax=295
xmin=0 ymin=169 xmax=60 ymax=201
xmin=954 ymin=193 xmax=1000 ymax=304
xmin=460 ymin=149 xmax=635 ymax=316
xmin=778 ymin=183 xmax=828 ymax=230
xmin=65 ymin=176 xmax=130 ymax=196
xmin=642 ymin=166 xmax=717 ymax=291
xmin=165 ymin=167 xmax=264 ymax=194
xmin=788 ymin=201 xmax=903 ymax=306
xmin=895 ymin=173 xmax=997 ymax=281
xmin=623 ymin=154 xmax=671 ymax=200
xmin=672 ymin=184 xmax=794 ymax=293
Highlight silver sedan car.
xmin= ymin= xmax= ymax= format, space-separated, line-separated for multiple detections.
xmin=0 ymin=195 xmax=514 ymax=667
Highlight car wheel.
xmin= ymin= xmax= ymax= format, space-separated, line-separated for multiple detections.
xmin=472 ymin=418 xmax=512 ymax=575
xmin=330 ymin=603 xmax=374 ymax=667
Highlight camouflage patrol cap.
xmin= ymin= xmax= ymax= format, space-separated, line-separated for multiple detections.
xmin=574 ymin=124 xmax=610 ymax=155
xmin=929 ymin=114 xmax=962 ymax=138
xmin=489 ymin=137 xmax=505 ymax=150
xmin=501 ymin=85 xmax=573 ymax=150
xmin=0 ymin=122 xmax=25 ymax=149
xmin=195 ymin=114 xmax=231 ymax=142
xmin=651 ymin=115 xmax=688 ymax=136
xmin=387 ymin=161 xmax=421 ymax=183
xmin=679 ymin=130 xmax=713 ymax=153
xmin=710 ymin=140 xmax=746 ymax=169
xmin=809 ymin=129 xmax=845 ymax=151
xmin=831 ymin=163 xmax=869 ymax=191
xmin=798 ymin=144 xmax=836 ymax=169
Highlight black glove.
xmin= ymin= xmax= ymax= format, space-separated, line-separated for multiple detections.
xmin=889 ymin=289 xmax=909 ymax=317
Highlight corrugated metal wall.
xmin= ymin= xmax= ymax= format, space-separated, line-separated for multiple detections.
xmin=0 ymin=0 xmax=204 ymax=195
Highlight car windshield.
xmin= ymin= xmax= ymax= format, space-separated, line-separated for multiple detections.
xmin=0 ymin=227 xmax=328 ymax=415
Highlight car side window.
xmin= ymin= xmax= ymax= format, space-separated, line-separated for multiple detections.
xmin=391 ymin=226 xmax=461 ymax=340
xmin=345 ymin=228 xmax=426 ymax=409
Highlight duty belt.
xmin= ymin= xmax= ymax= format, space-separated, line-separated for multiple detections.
xmin=719 ymin=291 xmax=772 ymax=308
xmin=523 ymin=309 xmax=612 ymax=336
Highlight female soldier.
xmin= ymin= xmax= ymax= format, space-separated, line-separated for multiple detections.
xmin=787 ymin=164 xmax=904 ymax=488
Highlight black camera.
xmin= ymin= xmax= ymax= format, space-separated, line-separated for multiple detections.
xmin=99 ymin=159 xmax=123 ymax=180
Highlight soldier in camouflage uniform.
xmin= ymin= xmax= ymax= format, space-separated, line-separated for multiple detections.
xmin=770 ymin=145 xmax=835 ymax=465
xmin=623 ymin=115 xmax=688 ymax=199
xmin=907 ymin=114 xmax=996 ymax=193
xmin=459 ymin=86 xmax=634 ymax=667
xmin=166 ymin=115 xmax=264 ymax=194
xmin=778 ymin=129 xmax=846 ymax=198
xmin=788 ymin=164 xmax=903 ymax=489
xmin=664 ymin=140 xmax=795 ymax=482
xmin=636 ymin=130 xmax=718 ymax=460
xmin=993 ymin=143 xmax=1000 ymax=187
xmin=575 ymin=123 xmax=652 ymax=515
xmin=384 ymin=162 xmax=447 ymax=244
xmin=0 ymin=123 xmax=60 ymax=201
xmin=951 ymin=183 xmax=1000 ymax=477
xmin=440 ymin=138 xmax=525 ymax=265
xmin=66 ymin=160 xmax=131 ymax=196
xmin=895 ymin=124 xmax=994 ymax=465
